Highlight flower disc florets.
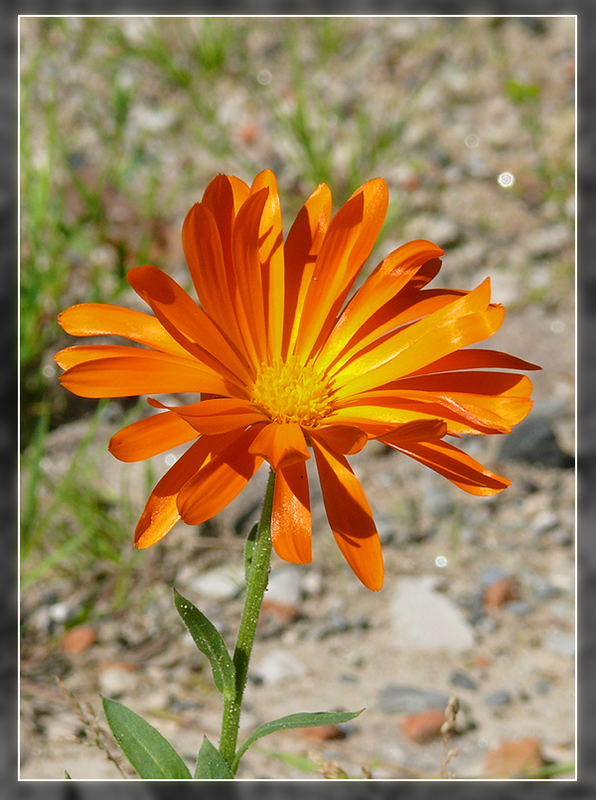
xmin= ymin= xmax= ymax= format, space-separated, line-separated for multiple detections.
xmin=250 ymin=357 xmax=335 ymax=427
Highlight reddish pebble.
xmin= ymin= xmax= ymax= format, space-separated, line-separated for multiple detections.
xmin=473 ymin=653 xmax=492 ymax=668
xmin=60 ymin=625 xmax=97 ymax=654
xmin=484 ymin=577 xmax=518 ymax=609
xmin=299 ymin=724 xmax=345 ymax=741
xmin=484 ymin=738 xmax=544 ymax=777
xmin=400 ymin=709 xmax=446 ymax=743
xmin=261 ymin=598 xmax=301 ymax=625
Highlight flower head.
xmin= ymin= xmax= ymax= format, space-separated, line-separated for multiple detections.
xmin=56 ymin=170 xmax=539 ymax=590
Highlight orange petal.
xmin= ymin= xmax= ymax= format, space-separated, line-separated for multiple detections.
xmin=134 ymin=437 xmax=216 ymax=548
xmin=409 ymin=348 xmax=541 ymax=375
xmin=177 ymin=428 xmax=263 ymax=525
xmin=248 ymin=421 xmax=310 ymax=470
xmin=294 ymin=178 xmax=389 ymax=361
xmin=283 ymin=182 xmax=332 ymax=358
xmin=389 ymin=371 xmax=535 ymax=430
xmin=57 ymin=303 xmax=188 ymax=357
xmin=127 ymin=264 xmax=252 ymax=386
xmin=272 ymin=461 xmax=312 ymax=564
xmin=201 ymin=173 xmax=250 ymax=269
xmin=315 ymin=241 xmax=444 ymax=371
xmin=59 ymin=349 xmax=233 ymax=398
xmin=55 ymin=344 xmax=163 ymax=370
xmin=326 ymin=404 xmax=436 ymax=437
xmin=109 ymin=411 xmax=198 ymax=462
xmin=382 ymin=436 xmax=511 ymax=495
xmin=182 ymin=202 xmax=247 ymax=359
xmin=331 ymin=288 xmax=466 ymax=371
xmin=148 ymin=396 xmax=268 ymax=435
xmin=309 ymin=424 xmax=368 ymax=454
xmin=230 ymin=188 xmax=270 ymax=365
xmin=310 ymin=434 xmax=383 ymax=591
xmin=251 ymin=170 xmax=285 ymax=362
xmin=334 ymin=283 xmax=505 ymax=397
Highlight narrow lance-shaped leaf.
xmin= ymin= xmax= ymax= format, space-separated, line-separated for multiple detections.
xmin=174 ymin=588 xmax=236 ymax=700
xmin=102 ymin=696 xmax=192 ymax=779
xmin=232 ymin=708 xmax=364 ymax=773
xmin=194 ymin=736 xmax=234 ymax=779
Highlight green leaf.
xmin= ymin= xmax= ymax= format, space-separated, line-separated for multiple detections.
xmin=174 ymin=589 xmax=236 ymax=699
xmin=102 ymin=696 xmax=192 ymax=779
xmin=194 ymin=736 xmax=234 ymax=779
xmin=232 ymin=709 xmax=363 ymax=772
xmin=244 ymin=522 xmax=258 ymax=582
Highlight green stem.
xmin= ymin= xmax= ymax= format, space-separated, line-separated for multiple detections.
xmin=219 ymin=468 xmax=276 ymax=770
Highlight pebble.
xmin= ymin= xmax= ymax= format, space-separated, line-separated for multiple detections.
xmin=253 ymin=648 xmax=307 ymax=685
xmin=479 ymin=565 xmax=510 ymax=589
xmin=60 ymin=625 xmax=97 ymax=654
xmin=484 ymin=738 xmax=544 ymax=777
xmin=260 ymin=598 xmax=301 ymax=626
xmin=298 ymin=723 xmax=345 ymax=742
xmin=301 ymin=569 xmax=324 ymax=597
xmin=449 ymin=670 xmax=478 ymax=691
xmin=483 ymin=577 xmax=519 ymax=609
xmin=485 ymin=690 xmax=512 ymax=706
xmin=183 ymin=565 xmax=245 ymax=600
xmin=499 ymin=417 xmax=573 ymax=469
xmin=508 ymin=601 xmax=532 ymax=617
xmin=390 ymin=577 xmax=475 ymax=652
xmin=400 ymin=709 xmax=446 ymax=743
xmin=266 ymin=565 xmax=303 ymax=606
xmin=98 ymin=662 xmax=138 ymax=697
xmin=545 ymin=632 xmax=575 ymax=657
xmin=379 ymin=684 xmax=450 ymax=715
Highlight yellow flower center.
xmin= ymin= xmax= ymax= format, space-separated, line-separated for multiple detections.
xmin=250 ymin=357 xmax=335 ymax=426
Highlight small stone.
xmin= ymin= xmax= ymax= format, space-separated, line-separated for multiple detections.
xmin=254 ymin=648 xmax=306 ymax=685
xmin=499 ymin=417 xmax=573 ymax=469
xmin=508 ymin=601 xmax=532 ymax=617
xmin=266 ymin=565 xmax=303 ymax=606
xmin=301 ymin=569 xmax=324 ymax=597
xmin=299 ymin=723 xmax=345 ymax=742
xmin=379 ymin=684 xmax=450 ymax=715
xmin=60 ymin=625 xmax=97 ymax=654
xmin=400 ymin=709 xmax=446 ymax=743
xmin=260 ymin=598 xmax=301 ymax=625
xmin=485 ymin=690 xmax=512 ymax=706
xmin=390 ymin=577 xmax=475 ymax=652
xmin=473 ymin=653 xmax=492 ymax=668
xmin=533 ymin=679 xmax=551 ymax=696
xmin=526 ymin=224 xmax=570 ymax=257
xmin=449 ymin=670 xmax=478 ymax=691
xmin=98 ymin=661 xmax=138 ymax=697
xmin=484 ymin=738 xmax=544 ymax=777
xmin=545 ymin=632 xmax=575 ymax=657
xmin=188 ymin=566 xmax=245 ymax=600
xmin=479 ymin=565 xmax=510 ymax=589
xmin=483 ymin=577 xmax=519 ymax=609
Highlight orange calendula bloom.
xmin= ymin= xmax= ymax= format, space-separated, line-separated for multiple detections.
xmin=56 ymin=170 xmax=539 ymax=591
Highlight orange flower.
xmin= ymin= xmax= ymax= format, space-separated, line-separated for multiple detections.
xmin=56 ymin=171 xmax=539 ymax=591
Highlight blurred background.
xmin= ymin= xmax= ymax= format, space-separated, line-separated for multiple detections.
xmin=20 ymin=16 xmax=574 ymax=780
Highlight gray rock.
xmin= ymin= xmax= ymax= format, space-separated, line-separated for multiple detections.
xmin=450 ymin=670 xmax=478 ymax=690
xmin=266 ymin=564 xmax=303 ymax=606
xmin=183 ymin=565 xmax=245 ymax=600
xmin=546 ymin=632 xmax=575 ymax=657
xmin=253 ymin=648 xmax=307 ymax=685
xmin=391 ymin=577 xmax=475 ymax=651
xmin=485 ymin=690 xmax=512 ymax=706
xmin=98 ymin=665 xmax=138 ymax=698
xmin=379 ymin=684 xmax=450 ymax=714
xmin=479 ymin=565 xmax=511 ymax=589
xmin=499 ymin=416 xmax=574 ymax=469
xmin=526 ymin=223 xmax=570 ymax=257
xmin=508 ymin=601 xmax=532 ymax=617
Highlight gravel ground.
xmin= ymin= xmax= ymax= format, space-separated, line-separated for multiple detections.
xmin=19 ymin=16 xmax=575 ymax=781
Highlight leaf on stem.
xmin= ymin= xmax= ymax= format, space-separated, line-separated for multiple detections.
xmin=102 ymin=696 xmax=192 ymax=779
xmin=232 ymin=708 xmax=364 ymax=772
xmin=173 ymin=588 xmax=236 ymax=699
xmin=194 ymin=736 xmax=234 ymax=779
